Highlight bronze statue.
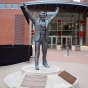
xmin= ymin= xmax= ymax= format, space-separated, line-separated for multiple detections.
xmin=23 ymin=3 xmax=59 ymax=70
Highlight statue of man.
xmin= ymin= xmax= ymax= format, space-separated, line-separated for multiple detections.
xmin=23 ymin=3 xmax=59 ymax=70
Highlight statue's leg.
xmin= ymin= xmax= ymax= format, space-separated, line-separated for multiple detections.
xmin=42 ymin=41 xmax=49 ymax=68
xmin=35 ymin=41 xmax=40 ymax=70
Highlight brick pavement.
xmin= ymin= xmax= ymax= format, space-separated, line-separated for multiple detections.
xmin=30 ymin=49 xmax=88 ymax=65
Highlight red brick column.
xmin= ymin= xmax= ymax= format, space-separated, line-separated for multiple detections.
xmin=86 ymin=17 xmax=88 ymax=46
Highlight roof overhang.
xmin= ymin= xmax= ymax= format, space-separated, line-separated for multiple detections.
xmin=20 ymin=0 xmax=88 ymax=24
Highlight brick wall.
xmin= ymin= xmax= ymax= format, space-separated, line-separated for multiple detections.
xmin=0 ymin=0 xmax=31 ymax=45
xmin=0 ymin=9 xmax=29 ymax=45
xmin=0 ymin=0 xmax=88 ymax=45
xmin=0 ymin=0 xmax=28 ymax=4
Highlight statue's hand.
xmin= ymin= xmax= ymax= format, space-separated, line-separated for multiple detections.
xmin=56 ymin=7 xmax=59 ymax=11
xmin=23 ymin=3 xmax=27 ymax=9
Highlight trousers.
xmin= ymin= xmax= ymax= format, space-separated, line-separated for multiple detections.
xmin=35 ymin=34 xmax=48 ymax=67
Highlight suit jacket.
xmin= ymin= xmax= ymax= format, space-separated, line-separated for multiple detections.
xmin=25 ymin=8 xmax=58 ymax=41
xmin=33 ymin=19 xmax=49 ymax=41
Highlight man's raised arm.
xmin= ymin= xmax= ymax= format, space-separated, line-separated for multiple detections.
xmin=23 ymin=3 xmax=36 ymax=24
xmin=48 ymin=7 xmax=59 ymax=24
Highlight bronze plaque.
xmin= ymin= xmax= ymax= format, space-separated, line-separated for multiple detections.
xmin=59 ymin=70 xmax=77 ymax=84
xmin=20 ymin=74 xmax=47 ymax=88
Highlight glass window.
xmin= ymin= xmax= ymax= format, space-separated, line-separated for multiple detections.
xmin=57 ymin=37 xmax=61 ymax=45
xmin=52 ymin=16 xmax=57 ymax=22
xmin=82 ymin=37 xmax=86 ymax=45
xmin=72 ymin=23 xmax=79 ymax=31
xmin=62 ymin=31 xmax=72 ymax=36
xmin=47 ymin=37 xmax=51 ymax=49
xmin=72 ymin=20 xmax=79 ymax=23
xmin=12 ymin=4 xmax=18 ymax=9
xmin=31 ymin=36 xmax=35 ymax=45
xmin=0 ymin=4 xmax=4 ymax=9
xmin=62 ymin=23 xmax=72 ymax=30
xmin=79 ymin=14 xmax=86 ymax=20
xmin=82 ymin=14 xmax=86 ymax=20
xmin=61 ymin=13 xmax=72 ymax=23
xmin=50 ymin=23 xmax=57 ymax=30
xmin=77 ymin=37 xmax=79 ymax=45
xmin=49 ymin=31 xmax=57 ymax=36
xmin=6 ymin=4 xmax=11 ymax=9
xmin=72 ymin=37 xmax=79 ymax=45
xmin=58 ymin=23 xmax=61 ymax=30
xmin=31 ymin=23 xmax=33 ymax=30
xmin=72 ymin=37 xmax=76 ymax=45
xmin=72 ymin=30 xmax=78 ymax=37
xmin=72 ymin=13 xmax=79 ymax=20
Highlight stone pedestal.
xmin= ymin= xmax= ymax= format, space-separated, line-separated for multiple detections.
xmin=4 ymin=64 xmax=79 ymax=88
xmin=22 ymin=65 xmax=62 ymax=75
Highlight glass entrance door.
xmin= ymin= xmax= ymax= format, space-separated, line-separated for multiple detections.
xmin=61 ymin=36 xmax=72 ymax=49
xmin=62 ymin=37 xmax=66 ymax=49
xmin=67 ymin=37 xmax=72 ymax=49
xmin=48 ymin=36 xmax=57 ymax=49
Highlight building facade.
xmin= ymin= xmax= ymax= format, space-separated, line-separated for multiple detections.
xmin=0 ymin=0 xmax=88 ymax=50
xmin=0 ymin=0 xmax=29 ymax=45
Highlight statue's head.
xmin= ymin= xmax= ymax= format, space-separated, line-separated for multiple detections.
xmin=39 ymin=11 xmax=46 ymax=20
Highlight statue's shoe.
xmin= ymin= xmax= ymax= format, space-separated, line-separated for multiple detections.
xmin=35 ymin=66 xmax=39 ymax=70
xmin=43 ymin=63 xmax=50 ymax=68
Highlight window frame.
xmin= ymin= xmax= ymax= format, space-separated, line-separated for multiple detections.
xmin=0 ymin=3 xmax=4 ymax=9
xmin=12 ymin=4 xmax=18 ymax=9
xmin=5 ymin=4 xmax=11 ymax=9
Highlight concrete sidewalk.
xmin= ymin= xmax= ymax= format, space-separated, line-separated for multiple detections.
xmin=0 ymin=50 xmax=88 ymax=88
xmin=0 ymin=62 xmax=88 ymax=88
xmin=31 ymin=49 xmax=88 ymax=65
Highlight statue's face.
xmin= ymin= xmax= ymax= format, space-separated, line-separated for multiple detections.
xmin=39 ymin=12 xmax=46 ymax=20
